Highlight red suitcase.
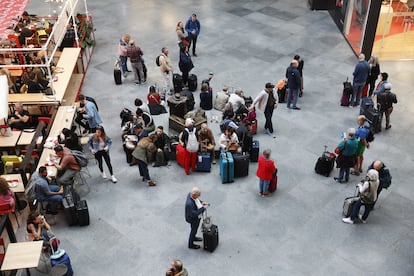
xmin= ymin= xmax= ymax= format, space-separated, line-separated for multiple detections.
xmin=250 ymin=119 xmax=258 ymax=135
xmin=361 ymin=84 xmax=368 ymax=99
xmin=269 ymin=175 xmax=278 ymax=193
xmin=176 ymin=143 xmax=185 ymax=167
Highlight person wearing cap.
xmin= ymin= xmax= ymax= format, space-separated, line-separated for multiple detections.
xmin=127 ymin=39 xmax=145 ymax=85
xmin=285 ymin=60 xmax=302 ymax=110
xmin=123 ymin=123 xmax=148 ymax=166
xmin=350 ymin=53 xmax=370 ymax=107
xmin=179 ymin=118 xmax=199 ymax=175
xmin=185 ymin=14 xmax=201 ymax=56
xmin=51 ymin=145 xmax=81 ymax=186
xmin=214 ymin=85 xmax=230 ymax=111
xmin=342 ymin=169 xmax=379 ymax=224
xmin=185 ymin=187 xmax=209 ymax=249
xmin=352 ymin=115 xmax=370 ymax=176
xmin=334 ymin=128 xmax=358 ymax=183
xmin=251 ymin=82 xmax=278 ymax=137
xmin=376 ymin=82 xmax=397 ymax=130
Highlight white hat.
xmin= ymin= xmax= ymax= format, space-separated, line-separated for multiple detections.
xmin=384 ymin=83 xmax=392 ymax=90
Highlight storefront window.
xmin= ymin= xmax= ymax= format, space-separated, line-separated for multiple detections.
xmin=373 ymin=0 xmax=414 ymax=59
xmin=343 ymin=0 xmax=371 ymax=54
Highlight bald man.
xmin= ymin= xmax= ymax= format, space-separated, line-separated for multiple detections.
xmin=9 ymin=103 xmax=30 ymax=130
xmin=185 ymin=187 xmax=208 ymax=249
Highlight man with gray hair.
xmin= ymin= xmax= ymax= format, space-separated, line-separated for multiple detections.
xmin=228 ymin=88 xmax=245 ymax=112
xmin=185 ymin=186 xmax=209 ymax=249
xmin=350 ymin=53 xmax=370 ymax=107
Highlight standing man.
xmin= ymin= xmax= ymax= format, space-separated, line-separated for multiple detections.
xmin=286 ymin=60 xmax=302 ymax=110
xmin=159 ymin=47 xmax=173 ymax=94
xmin=78 ymin=94 xmax=102 ymax=133
xmin=252 ymin=82 xmax=278 ymax=137
xmin=352 ymin=115 xmax=370 ymax=176
xmin=376 ymin=83 xmax=397 ymax=130
xmin=350 ymin=53 xmax=370 ymax=107
xmin=52 ymin=145 xmax=81 ymax=187
xmin=8 ymin=103 xmax=30 ymax=130
xmin=185 ymin=187 xmax=209 ymax=249
xmin=185 ymin=14 xmax=201 ymax=57
xmin=127 ymin=40 xmax=145 ymax=85
xmin=34 ymin=166 xmax=64 ymax=215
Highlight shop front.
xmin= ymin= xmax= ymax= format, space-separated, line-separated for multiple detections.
xmin=330 ymin=0 xmax=414 ymax=60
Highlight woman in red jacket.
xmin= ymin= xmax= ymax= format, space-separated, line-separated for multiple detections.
xmin=256 ymin=149 xmax=276 ymax=197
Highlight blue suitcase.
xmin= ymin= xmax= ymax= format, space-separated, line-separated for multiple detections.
xmin=220 ymin=152 xmax=234 ymax=183
xmin=51 ymin=252 xmax=74 ymax=276
xmin=196 ymin=152 xmax=211 ymax=172
xmin=250 ymin=140 xmax=259 ymax=162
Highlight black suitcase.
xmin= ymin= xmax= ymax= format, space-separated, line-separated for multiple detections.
xmin=173 ymin=73 xmax=183 ymax=92
xmin=76 ymin=200 xmax=90 ymax=226
xmin=343 ymin=187 xmax=359 ymax=217
xmin=201 ymin=211 xmax=218 ymax=253
xmin=309 ymin=0 xmax=335 ymax=10
xmin=199 ymin=90 xmax=213 ymax=110
xmin=314 ymin=146 xmax=335 ymax=177
xmin=114 ymin=69 xmax=122 ymax=85
xmin=360 ymin=97 xmax=374 ymax=115
xmin=63 ymin=192 xmax=77 ymax=226
xmin=180 ymin=89 xmax=195 ymax=111
xmin=233 ymin=153 xmax=249 ymax=178
xmin=250 ymin=140 xmax=259 ymax=162
xmin=365 ymin=106 xmax=382 ymax=133
xmin=188 ymin=74 xmax=197 ymax=91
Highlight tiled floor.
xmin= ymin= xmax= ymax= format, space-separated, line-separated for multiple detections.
xmin=18 ymin=0 xmax=414 ymax=275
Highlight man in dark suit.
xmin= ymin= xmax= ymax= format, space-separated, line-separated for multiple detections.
xmin=185 ymin=187 xmax=208 ymax=249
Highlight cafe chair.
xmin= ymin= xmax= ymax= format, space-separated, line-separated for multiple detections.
xmin=0 ymin=203 xmax=19 ymax=227
xmin=1 ymin=155 xmax=23 ymax=174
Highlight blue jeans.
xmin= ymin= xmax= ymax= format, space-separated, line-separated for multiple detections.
xmin=350 ymin=199 xmax=374 ymax=221
xmin=137 ymin=159 xmax=150 ymax=181
xmin=188 ymin=218 xmax=201 ymax=247
xmin=264 ymin=106 xmax=274 ymax=133
xmin=259 ymin=179 xmax=270 ymax=194
xmin=119 ymin=56 xmax=128 ymax=74
xmin=46 ymin=185 xmax=63 ymax=212
xmin=351 ymin=82 xmax=365 ymax=105
xmin=338 ymin=167 xmax=350 ymax=182
xmin=286 ymin=88 xmax=299 ymax=108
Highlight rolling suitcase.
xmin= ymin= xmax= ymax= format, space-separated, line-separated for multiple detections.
xmin=250 ymin=119 xmax=258 ymax=135
xmin=233 ymin=153 xmax=249 ymax=178
xmin=361 ymin=84 xmax=369 ymax=99
xmin=340 ymin=78 xmax=352 ymax=106
xmin=314 ymin=145 xmax=336 ymax=177
xmin=173 ymin=73 xmax=183 ymax=92
xmin=51 ymin=252 xmax=74 ymax=276
xmin=220 ymin=152 xmax=234 ymax=184
xmin=63 ymin=192 xmax=77 ymax=226
xmin=199 ymin=90 xmax=213 ymax=110
xmin=202 ymin=211 xmax=218 ymax=253
xmin=365 ymin=106 xmax=382 ymax=133
xmin=114 ymin=59 xmax=122 ymax=85
xmin=250 ymin=140 xmax=259 ymax=162
xmin=343 ymin=187 xmax=359 ymax=217
xmin=196 ymin=152 xmax=211 ymax=172
xmin=360 ymin=97 xmax=374 ymax=115
xmin=176 ymin=143 xmax=186 ymax=167
xmin=188 ymin=74 xmax=198 ymax=91
xmin=76 ymin=200 xmax=90 ymax=226
xmin=269 ymin=173 xmax=278 ymax=193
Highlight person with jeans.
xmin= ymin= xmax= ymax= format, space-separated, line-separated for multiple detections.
xmin=159 ymin=47 xmax=173 ymax=94
xmin=256 ymin=149 xmax=276 ymax=197
xmin=185 ymin=187 xmax=208 ymax=249
xmin=34 ymin=166 xmax=63 ymax=214
xmin=350 ymin=53 xmax=370 ymax=107
xmin=334 ymin=128 xmax=358 ymax=183
xmin=286 ymin=60 xmax=302 ymax=110
xmin=252 ymin=82 xmax=278 ymax=137
xmin=88 ymin=126 xmax=117 ymax=183
xmin=127 ymin=40 xmax=145 ymax=85
xmin=52 ymin=145 xmax=80 ymax=187
xmin=118 ymin=34 xmax=131 ymax=77
xmin=185 ymin=14 xmax=201 ymax=56
xmin=78 ymin=94 xmax=103 ymax=133
xmin=132 ymin=134 xmax=157 ymax=186
xmin=376 ymin=82 xmax=397 ymax=130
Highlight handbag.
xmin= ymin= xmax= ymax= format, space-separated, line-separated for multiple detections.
xmin=0 ymin=118 xmax=12 ymax=137
xmin=334 ymin=140 xmax=347 ymax=155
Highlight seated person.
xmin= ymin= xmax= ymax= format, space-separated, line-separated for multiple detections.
xmin=8 ymin=103 xmax=30 ymax=130
xmin=222 ymin=102 xmax=235 ymax=121
xmin=214 ymin=85 xmax=230 ymax=111
xmin=228 ymin=88 xmax=245 ymax=112
xmin=34 ymin=166 xmax=63 ymax=214
xmin=0 ymin=177 xmax=15 ymax=210
xmin=59 ymin=22 xmax=76 ymax=51
xmin=33 ymin=56 xmax=49 ymax=88
xmin=219 ymin=126 xmax=239 ymax=153
xmin=134 ymin=98 xmax=150 ymax=114
xmin=153 ymin=126 xmax=170 ymax=166
xmin=51 ymin=145 xmax=80 ymax=186
xmin=17 ymin=23 xmax=33 ymax=46
xmin=236 ymin=121 xmax=253 ymax=153
xmin=26 ymin=211 xmax=53 ymax=242
xmin=58 ymin=127 xmax=82 ymax=151
xmin=136 ymin=108 xmax=155 ymax=133
xmin=27 ymin=71 xmax=46 ymax=93
xmin=198 ymin=123 xmax=216 ymax=164
xmin=147 ymin=85 xmax=161 ymax=104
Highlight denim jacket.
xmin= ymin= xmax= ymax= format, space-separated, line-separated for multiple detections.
xmin=88 ymin=136 xmax=112 ymax=152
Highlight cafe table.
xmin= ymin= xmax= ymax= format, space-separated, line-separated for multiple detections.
xmin=0 ymin=240 xmax=43 ymax=275
xmin=0 ymin=173 xmax=30 ymax=193
xmin=0 ymin=130 xmax=21 ymax=149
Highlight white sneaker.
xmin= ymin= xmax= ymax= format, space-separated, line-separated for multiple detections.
xmin=102 ymin=172 xmax=107 ymax=179
xmin=358 ymin=214 xmax=366 ymax=224
xmin=342 ymin=217 xmax=354 ymax=224
xmin=111 ymin=175 xmax=117 ymax=183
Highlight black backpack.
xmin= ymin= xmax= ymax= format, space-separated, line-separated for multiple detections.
xmin=155 ymin=55 xmax=161 ymax=66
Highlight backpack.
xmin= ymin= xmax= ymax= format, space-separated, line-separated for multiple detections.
xmin=71 ymin=150 xmax=88 ymax=167
xmin=366 ymin=129 xmax=375 ymax=143
xmin=155 ymin=55 xmax=161 ymax=66
xmin=381 ymin=167 xmax=392 ymax=189
xmin=360 ymin=181 xmax=375 ymax=204
xmin=185 ymin=128 xmax=199 ymax=152
xmin=25 ymin=174 xmax=41 ymax=202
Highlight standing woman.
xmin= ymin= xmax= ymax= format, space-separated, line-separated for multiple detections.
xmin=176 ymin=21 xmax=188 ymax=48
xmin=179 ymin=45 xmax=194 ymax=87
xmin=88 ymin=126 xmax=117 ymax=183
xmin=367 ymin=56 xmax=380 ymax=96
xmin=334 ymin=128 xmax=358 ymax=183
xmin=118 ymin=34 xmax=131 ymax=77
xmin=256 ymin=149 xmax=276 ymax=197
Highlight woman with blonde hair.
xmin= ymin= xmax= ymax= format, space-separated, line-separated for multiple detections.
xmin=88 ymin=125 xmax=117 ymax=183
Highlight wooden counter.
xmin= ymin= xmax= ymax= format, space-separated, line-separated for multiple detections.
xmin=1 ymin=241 xmax=43 ymax=271
xmin=48 ymin=105 xmax=76 ymax=137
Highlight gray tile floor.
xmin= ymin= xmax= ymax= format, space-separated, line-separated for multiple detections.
xmin=19 ymin=0 xmax=414 ymax=275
